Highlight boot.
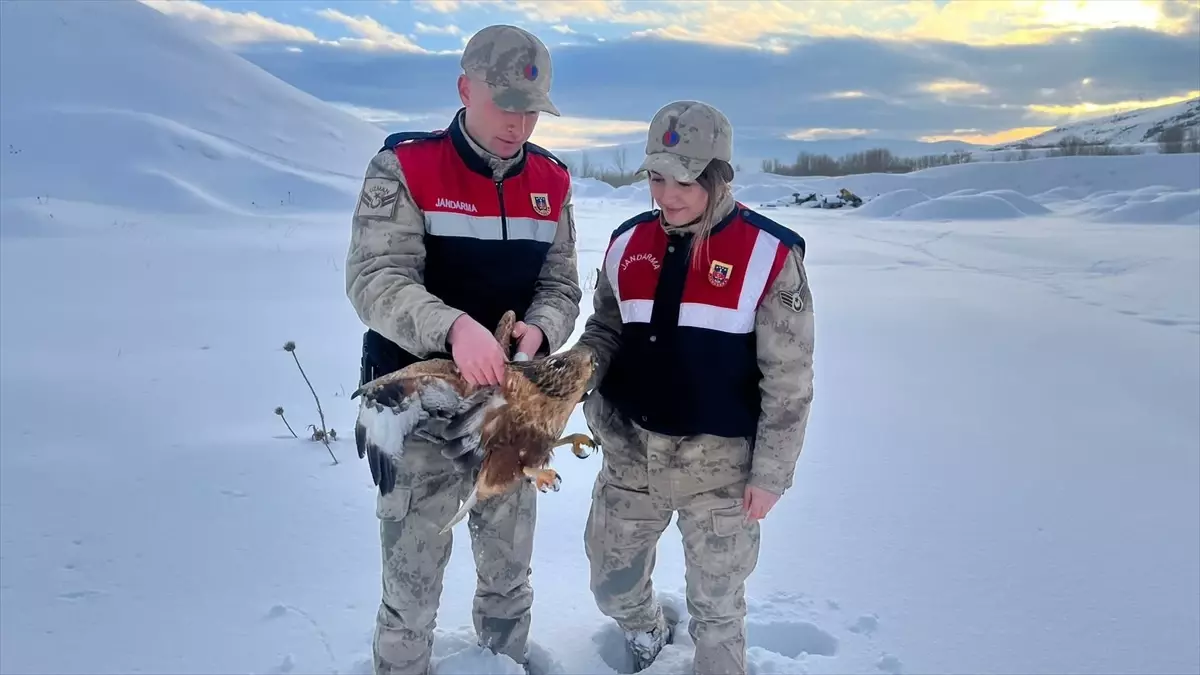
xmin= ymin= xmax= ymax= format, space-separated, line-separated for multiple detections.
xmin=624 ymin=608 xmax=673 ymax=672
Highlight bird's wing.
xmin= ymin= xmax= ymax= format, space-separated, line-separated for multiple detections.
xmin=352 ymin=361 xmax=502 ymax=495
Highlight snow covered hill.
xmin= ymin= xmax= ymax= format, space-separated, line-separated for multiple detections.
xmin=1 ymin=2 xmax=1198 ymax=675
xmin=0 ymin=0 xmax=383 ymax=222
xmin=993 ymin=97 xmax=1200 ymax=150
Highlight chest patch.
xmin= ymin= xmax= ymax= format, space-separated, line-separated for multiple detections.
xmin=708 ymin=259 xmax=734 ymax=287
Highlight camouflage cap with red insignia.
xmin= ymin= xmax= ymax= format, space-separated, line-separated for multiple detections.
xmin=461 ymin=24 xmax=560 ymax=116
xmin=638 ymin=100 xmax=733 ymax=182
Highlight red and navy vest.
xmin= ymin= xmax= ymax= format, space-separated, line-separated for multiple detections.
xmin=361 ymin=110 xmax=571 ymax=378
xmin=597 ymin=204 xmax=806 ymax=439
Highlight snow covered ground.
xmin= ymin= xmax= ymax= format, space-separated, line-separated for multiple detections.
xmin=2 ymin=2 xmax=1199 ymax=675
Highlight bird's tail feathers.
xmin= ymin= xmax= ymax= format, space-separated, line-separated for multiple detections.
xmin=439 ymin=484 xmax=478 ymax=535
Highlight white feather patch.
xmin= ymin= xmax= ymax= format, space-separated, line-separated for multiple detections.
xmin=439 ymin=485 xmax=478 ymax=535
xmin=357 ymin=393 xmax=427 ymax=462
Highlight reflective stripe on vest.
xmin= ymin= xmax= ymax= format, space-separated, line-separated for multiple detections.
xmin=604 ymin=216 xmax=788 ymax=333
xmin=425 ymin=211 xmax=557 ymax=243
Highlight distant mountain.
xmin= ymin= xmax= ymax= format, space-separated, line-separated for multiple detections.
xmin=552 ymin=136 xmax=981 ymax=174
xmin=992 ymin=97 xmax=1200 ymax=150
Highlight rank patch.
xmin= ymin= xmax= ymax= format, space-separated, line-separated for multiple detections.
xmin=356 ymin=177 xmax=401 ymax=219
xmin=779 ymin=289 xmax=805 ymax=312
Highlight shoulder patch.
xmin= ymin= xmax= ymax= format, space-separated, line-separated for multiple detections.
xmin=355 ymin=177 xmax=401 ymax=219
xmin=740 ymin=206 xmax=806 ymax=258
xmin=611 ymin=209 xmax=659 ymax=240
xmin=380 ymin=130 xmax=446 ymax=152
xmin=525 ymin=141 xmax=569 ymax=172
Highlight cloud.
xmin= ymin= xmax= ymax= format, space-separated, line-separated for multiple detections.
xmin=410 ymin=0 xmax=1199 ymax=50
xmin=247 ymin=23 xmax=1198 ymax=142
xmin=330 ymin=102 xmax=647 ymax=150
xmin=313 ymin=8 xmax=426 ymax=52
xmin=141 ymin=0 xmax=437 ymax=53
xmin=139 ymin=0 xmax=320 ymax=44
xmin=786 ymin=128 xmax=878 ymax=141
xmin=414 ymin=21 xmax=463 ymax=36
xmin=146 ymin=0 xmax=1199 ymax=149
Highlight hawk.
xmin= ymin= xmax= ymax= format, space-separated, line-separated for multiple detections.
xmin=351 ymin=310 xmax=599 ymax=533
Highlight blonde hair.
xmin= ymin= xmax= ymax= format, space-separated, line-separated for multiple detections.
xmin=646 ymin=160 xmax=735 ymax=267
xmin=685 ymin=160 xmax=735 ymax=270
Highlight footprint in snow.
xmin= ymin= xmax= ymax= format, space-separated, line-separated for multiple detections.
xmin=585 ymin=588 xmax=898 ymax=673
xmin=746 ymin=618 xmax=838 ymax=658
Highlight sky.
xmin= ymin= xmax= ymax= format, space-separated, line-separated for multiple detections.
xmin=142 ymin=0 xmax=1200 ymax=151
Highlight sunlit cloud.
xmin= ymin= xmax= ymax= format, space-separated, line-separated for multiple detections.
xmin=139 ymin=0 xmax=320 ymax=44
xmin=332 ymin=102 xmax=648 ymax=151
xmin=918 ymin=126 xmax=1057 ymax=144
xmin=421 ymin=0 xmax=1200 ymax=49
xmin=785 ymin=128 xmax=878 ymax=141
xmin=920 ymin=80 xmax=991 ymax=97
xmin=1024 ymin=90 xmax=1200 ymax=119
xmin=414 ymin=21 xmax=463 ymax=36
xmin=315 ymin=8 xmax=426 ymax=52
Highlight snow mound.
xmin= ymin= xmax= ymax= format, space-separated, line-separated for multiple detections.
xmin=976 ymin=189 xmax=1052 ymax=215
xmin=572 ymin=154 xmax=1200 ymax=226
xmin=0 ymin=0 xmax=383 ymax=219
xmin=1032 ymin=186 xmax=1094 ymax=202
xmin=571 ymin=177 xmax=619 ymax=200
xmin=851 ymin=189 xmax=932 ymax=218
xmin=733 ymin=184 xmax=809 ymax=205
xmin=1088 ymin=189 xmax=1200 ymax=225
xmin=891 ymin=193 xmax=1029 ymax=221
xmin=724 ymin=154 xmax=1200 ymax=204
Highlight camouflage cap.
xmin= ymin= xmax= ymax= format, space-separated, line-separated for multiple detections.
xmin=461 ymin=24 xmax=560 ymax=116
xmin=638 ymin=100 xmax=733 ymax=182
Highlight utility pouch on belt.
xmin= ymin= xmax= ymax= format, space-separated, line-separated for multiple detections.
xmin=359 ymin=329 xmax=453 ymax=387
xmin=359 ymin=330 xmax=400 ymax=387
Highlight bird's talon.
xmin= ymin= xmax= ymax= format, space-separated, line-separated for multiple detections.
xmin=555 ymin=433 xmax=597 ymax=459
xmin=526 ymin=468 xmax=560 ymax=493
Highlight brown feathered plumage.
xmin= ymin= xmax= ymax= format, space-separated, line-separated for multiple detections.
xmin=351 ymin=310 xmax=599 ymax=533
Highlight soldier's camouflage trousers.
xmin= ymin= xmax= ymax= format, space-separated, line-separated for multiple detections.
xmin=582 ymin=392 xmax=761 ymax=675
xmin=372 ymin=436 xmax=537 ymax=675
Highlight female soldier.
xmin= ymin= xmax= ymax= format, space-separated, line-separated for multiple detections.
xmin=575 ymin=100 xmax=816 ymax=675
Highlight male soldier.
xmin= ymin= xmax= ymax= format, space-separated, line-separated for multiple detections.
xmin=344 ymin=24 xmax=581 ymax=675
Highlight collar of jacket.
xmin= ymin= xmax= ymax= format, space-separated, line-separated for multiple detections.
xmin=447 ymin=107 xmax=528 ymax=181
xmin=660 ymin=188 xmax=738 ymax=238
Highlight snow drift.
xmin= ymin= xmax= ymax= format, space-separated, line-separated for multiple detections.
xmin=0 ymin=0 xmax=384 ymax=219
xmin=580 ymin=153 xmax=1200 ymax=225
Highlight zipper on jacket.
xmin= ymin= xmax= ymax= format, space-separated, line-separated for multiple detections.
xmin=495 ymin=180 xmax=509 ymax=240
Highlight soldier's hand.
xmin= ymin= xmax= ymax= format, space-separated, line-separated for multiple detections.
xmin=511 ymin=321 xmax=544 ymax=360
xmin=448 ymin=315 xmax=507 ymax=386
xmin=743 ymin=485 xmax=780 ymax=521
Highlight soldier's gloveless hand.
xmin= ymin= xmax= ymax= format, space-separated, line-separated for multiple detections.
xmin=511 ymin=321 xmax=544 ymax=359
xmin=448 ymin=314 xmax=508 ymax=386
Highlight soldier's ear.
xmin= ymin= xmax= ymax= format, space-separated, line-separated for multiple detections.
xmin=457 ymin=74 xmax=471 ymax=107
